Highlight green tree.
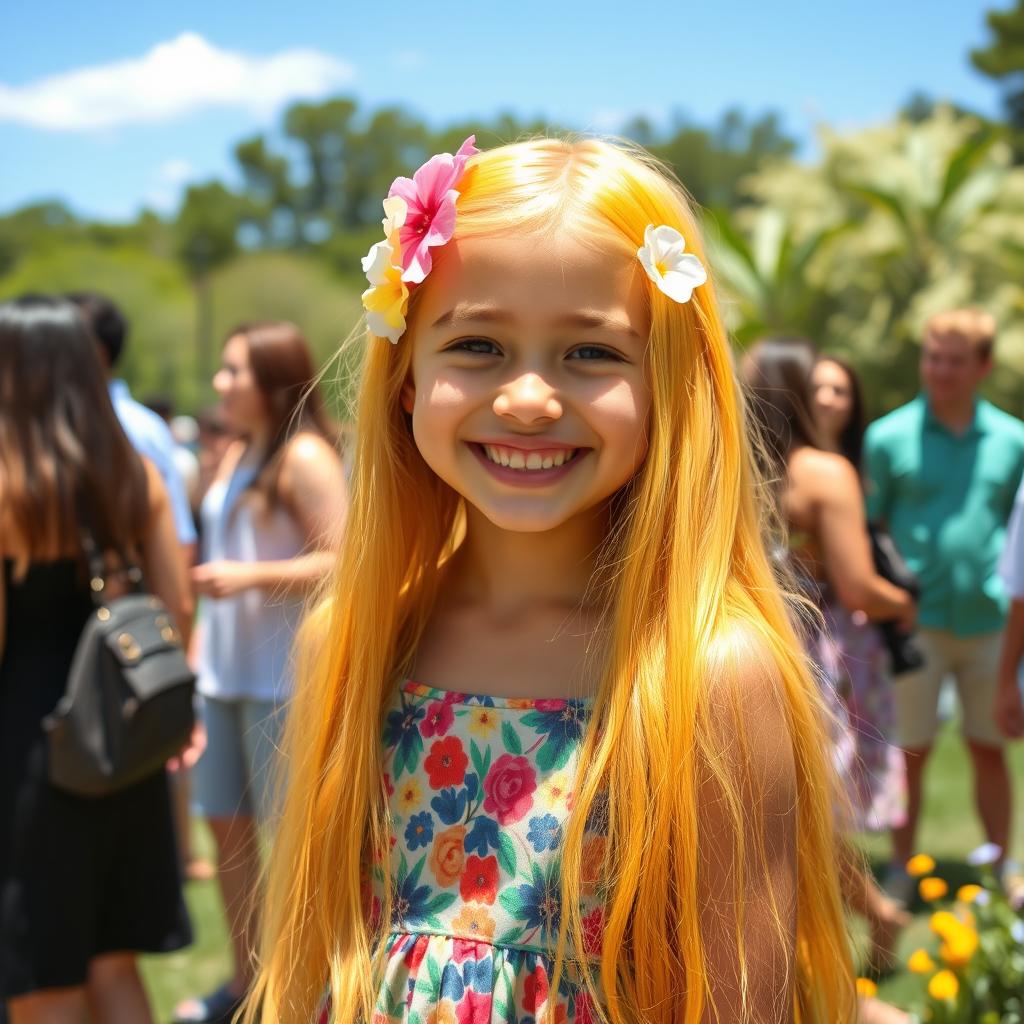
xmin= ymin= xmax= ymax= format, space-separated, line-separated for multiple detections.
xmin=283 ymin=97 xmax=359 ymax=232
xmin=718 ymin=107 xmax=1024 ymax=414
xmin=234 ymin=134 xmax=296 ymax=246
xmin=972 ymin=1 xmax=1024 ymax=135
xmin=646 ymin=108 xmax=797 ymax=210
xmin=176 ymin=181 xmax=247 ymax=386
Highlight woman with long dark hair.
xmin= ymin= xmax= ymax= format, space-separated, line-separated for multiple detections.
xmin=174 ymin=322 xmax=346 ymax=1024
xmin=0 ymin=296 xmax=193 ymax=1022
xmin=809 ymin=355 xmax=908 ymax=821
xmin=742 ymin=338 xmax=915 ymax=1002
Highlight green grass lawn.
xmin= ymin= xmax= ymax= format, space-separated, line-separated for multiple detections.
xmin=140 ymin=722 xmax=1024 ymax=1022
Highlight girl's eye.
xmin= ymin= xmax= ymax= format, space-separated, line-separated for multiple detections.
xmin=568 ymin=345 xmax=622 ymax=362
xmin=448 ymin=338 xmax=500 ymax=356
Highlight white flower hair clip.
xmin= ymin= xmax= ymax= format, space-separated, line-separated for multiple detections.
xmin=637 ymin=225 xmax=707 ymax=304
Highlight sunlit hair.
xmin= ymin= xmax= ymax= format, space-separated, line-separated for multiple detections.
xmin=246 ymin=138 xmax=855 ymax=1024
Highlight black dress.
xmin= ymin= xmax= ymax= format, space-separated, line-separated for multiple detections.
xmin=0 ymin=558 xmax=191 ymax=998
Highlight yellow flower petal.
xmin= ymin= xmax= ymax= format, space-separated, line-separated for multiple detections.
xmin=855 ymin=978 xmax=878 ymax=998
xmin=940 ymin=927 xmax=978 ymax=968
xmin=907 ymin=854 xmax=936 ymax=877
xmin=927 ymin=969 xmax=959 ymax=1001
xmin=919 ymin=876 xmax=949 ymax=902
xmin=908 ymin=948 xmax=936 ymax=974
xmin=929 ymin=911 xmax=961 ymax=938
xmin=956 ymin=884 xmax=983 ymax=904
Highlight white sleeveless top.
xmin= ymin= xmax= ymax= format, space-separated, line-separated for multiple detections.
xmin=196 ymin=458 xmax=307 ymax=703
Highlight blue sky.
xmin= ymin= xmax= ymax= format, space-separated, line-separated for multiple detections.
xmin=0 ymin=0 xmax=1005 ymax=221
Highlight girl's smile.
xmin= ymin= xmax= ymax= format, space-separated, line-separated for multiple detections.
xmin=402 ymin=229 xmax=651 ymax=533
xmin=469 ymin=441 xmax=588 ymax=487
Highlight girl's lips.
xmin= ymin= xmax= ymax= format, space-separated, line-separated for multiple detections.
xmin=467 ymin=442 xmax=588 ymax=487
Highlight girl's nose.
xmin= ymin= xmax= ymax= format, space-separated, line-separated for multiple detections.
xmin=493 ymin=372 xmax=562 ymax=423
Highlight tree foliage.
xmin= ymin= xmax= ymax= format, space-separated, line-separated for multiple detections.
xmin=972 ymin=0 xmax=1024 ymax=134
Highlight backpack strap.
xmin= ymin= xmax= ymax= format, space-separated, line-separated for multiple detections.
xmin=75 ymin=492 xmax=145 ymax=608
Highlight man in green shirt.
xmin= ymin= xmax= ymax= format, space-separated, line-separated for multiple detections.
xmin=864 ymin=309 xmax=1024 ymax=895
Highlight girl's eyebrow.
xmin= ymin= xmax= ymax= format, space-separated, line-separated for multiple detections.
xmin=432 ymin=306 xmax=641 ymax=339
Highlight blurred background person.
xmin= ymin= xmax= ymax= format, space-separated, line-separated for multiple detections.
xmin=173 ymin=322 xmax=346 ymax=1024
xmin=810 ymin=354 xmax=908 ymax=834
xmin=143 ymin=394 xmax=211 ymax=881
xmin=742 ymin=336 xmax=916 ymax=979
xmin=0 ymin=295 xmax=193 ymax=1024
xmin=68 ymin=293 xmax=197 ymax=568
xmin=144 ymin=394 xmax=202 ymax=520
xmin=996 ymin=459 xmax=1024 ymax=908
xmin=864 ymin=309 xmax=1024 ymax=900
xmin=194 ymin=406 xmax=235 ymax=514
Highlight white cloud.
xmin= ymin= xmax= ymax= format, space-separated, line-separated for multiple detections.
xmin=0 ymin=32 xmax=355 ymax=132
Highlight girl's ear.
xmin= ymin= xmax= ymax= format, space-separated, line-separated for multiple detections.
xmin=400 ymin=378 xmax=415 ymax=415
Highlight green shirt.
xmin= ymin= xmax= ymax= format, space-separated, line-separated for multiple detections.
xmin=863 ymin=396 xmax=1024 ymax=636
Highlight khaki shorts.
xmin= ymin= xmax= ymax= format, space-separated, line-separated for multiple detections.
xmin=894 ymin=629 xmax=1004 ymax=750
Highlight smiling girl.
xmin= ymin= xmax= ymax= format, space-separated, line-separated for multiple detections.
xmin=244 ymin=138 xmax=855 ymax=1023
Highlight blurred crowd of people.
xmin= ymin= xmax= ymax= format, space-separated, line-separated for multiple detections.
xmin=1 ymin=292 xmax=1023 ymax=1024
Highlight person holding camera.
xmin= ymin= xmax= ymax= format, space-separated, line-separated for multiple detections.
xmin=864 ymin=309 xmax=1024 ymax=898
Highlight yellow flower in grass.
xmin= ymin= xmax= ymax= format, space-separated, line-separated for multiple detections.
xmin=467 ymin=706 xmax=499 ymax=737
xmin=907 ymin=854 xmax=936 ymax=877
xmin=927 ymin=970 xmax=959 ymax=1001
xmin=940 ymin=926 xmax=979 ymax=968
xmin=908 ymin=949 xmax=936 ymax=974
xmin=855 ymin=978 xmax=878 ymax=998
xmin=396 ymin=777 xmax=423 ymax=814
xmin=919 ymin=876 xmax=949 ymax=902
xmin=930 ymin=911 xmax=961 ymax=939
xmin=956 ymin=884 xmax=983 ymax=904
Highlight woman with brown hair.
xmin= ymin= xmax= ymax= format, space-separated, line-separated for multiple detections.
xmin=173 ymin=323 xmax=346 ymax=1024
xmin=0 ymin=295 xmax=194 ymax=1023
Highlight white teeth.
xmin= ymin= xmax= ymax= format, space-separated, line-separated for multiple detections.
xmin=479 ymin=445 xmax=578 ymax=471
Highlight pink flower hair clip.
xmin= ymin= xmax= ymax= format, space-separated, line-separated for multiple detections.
xmin=361 ymin=136 xmax=478 ymax=344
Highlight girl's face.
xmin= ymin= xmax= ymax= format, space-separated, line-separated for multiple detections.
xmin=403 ymin=228 xmax=652 ymax=533
xmin=213 ymin=334 xmax=266 ymax=435
xmin=810 ymin=359 xmax=854 ymax=443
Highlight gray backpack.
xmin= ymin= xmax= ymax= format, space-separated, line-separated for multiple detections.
xmin=42 ymin=534 xmax=195 ymax=797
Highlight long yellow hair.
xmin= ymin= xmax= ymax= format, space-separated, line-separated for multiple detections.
xmin=246 ymin=138 xmax=855 ymax=1023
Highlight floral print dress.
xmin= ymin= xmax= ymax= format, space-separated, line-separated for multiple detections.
xmin=327 ymin=681 xmax=605 ymax=1024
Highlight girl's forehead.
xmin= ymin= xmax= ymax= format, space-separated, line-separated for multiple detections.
xmin=415 ymin=230 xmax=648 ymax=333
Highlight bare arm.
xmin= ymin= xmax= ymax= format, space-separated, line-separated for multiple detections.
xmin=811 ymin=454 xmax=914 ymax=625
xmin=191 ymin=433 xmax=347 ymax=599
xmin=697 ymin=631 xmax=797 ymax=1023
xmin=254 ymin=432 xmax=347 ymax=589
xmin=140 ymin=460 xmax=194 ymax=650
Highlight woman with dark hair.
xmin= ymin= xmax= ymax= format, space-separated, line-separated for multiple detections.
xmin=810 ymin=355 xmax=908 ymax=818
xmin=811 ymin=353 xmax=866 ymax=468
xmin=174 ymin=322 xmax=346 ymax=1024
xmin=0 ymin=296 xmax=193 ymax=1022
xmin=742 ymin=337 xmax=915 ymax=996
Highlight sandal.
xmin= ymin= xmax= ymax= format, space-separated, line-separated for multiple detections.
xmin=172 ymin=984 xmax=246 ymax=1024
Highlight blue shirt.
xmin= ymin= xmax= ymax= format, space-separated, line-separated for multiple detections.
xmin=863 ymin=395 xmax=1024 ymax=636
xmin=108 ymin=379 xmax=197 ymax=546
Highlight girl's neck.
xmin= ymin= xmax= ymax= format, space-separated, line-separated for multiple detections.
xmin=448 ymin=503 xmax=609 ymax=618
xmin=242 ymin=423 xmax=273 ymax=462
